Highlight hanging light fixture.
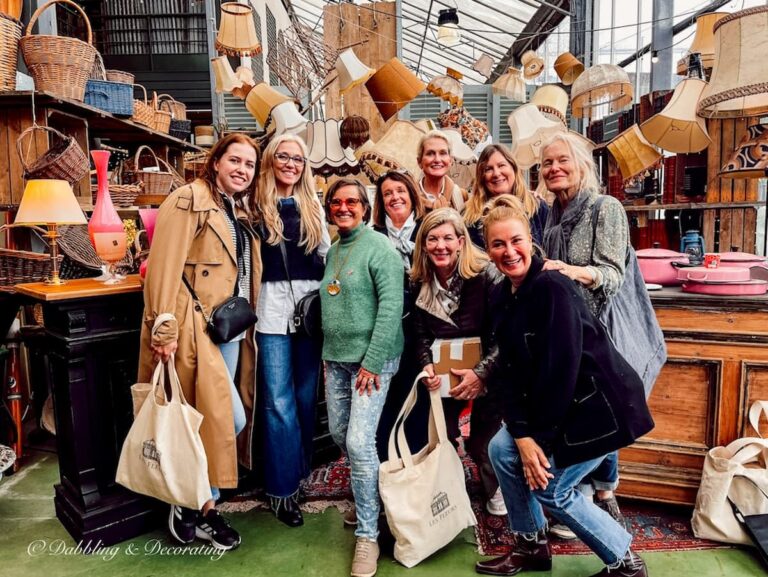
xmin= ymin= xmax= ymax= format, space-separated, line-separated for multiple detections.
xmin=427 ymin=68 xmax=464 ymax=106
xmin=335 ymin=48 xmax=375 ymax=95
xmin=365 ymin=58 xmax=426 ymax=121
xmin=269 ymin=101 xmax=308 ymax=139
xmin=211 ymin=56 xmax=243 ymax=94
xmin=507 ymin=104 xmax=565 ymax=170
xmin=720 ymin=123 xmax=768 ymax=178
xmin=492 ymin=67 xmax=526 ymax=102
xmin=675 ymin=12 xmax=727 ymax=76
xmin=306 ymin=119 xmax=359 ymax=177
xmin=436 ymin=8 xmax=460 ymax=47
xmin=244 ymin=82 xmax=291 ymax=127
xmin=554 ymin=52 xmax=584 ymax=86
xmin=571 ymin=64 xmax=633 ymax=118
xmin=607 ymin=125 xmax=662 ymax=181
xmin=472 ymin=53 xmax=494 ymax=79
xmin=531 ymin=85 xmax=569 ymax=125
xmin=356 ymin=121 xmax=427 ymax=181
xmin=640 ymin=77 xmax=711 ymax=153
xmin=651 ymin=50 xmax=659 ymax=64
xmin=215 ymin=2 xmax=261 ymax=57
xmin=520 ymin=50 xmax=545 ymax=81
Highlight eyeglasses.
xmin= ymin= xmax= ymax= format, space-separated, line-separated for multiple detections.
xmin=274 ymin=152 xmax=307 ymax=166
xmin=329 ymin=198 xmax=362 ymax=209
xmin=377 ymin=168 xmax=410 ymax=183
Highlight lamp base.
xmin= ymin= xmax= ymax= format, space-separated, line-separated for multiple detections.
xmin=44 ymin=277 xmax=67 ymax=286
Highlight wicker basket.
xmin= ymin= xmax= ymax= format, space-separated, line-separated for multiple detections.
xmin=157 ymin=93 xmax=187 ymax=120
xmin=0 ymin=12 xmax=21 ymax=91
xmin=19 ymin=0 xmax=97 ymax=102
xmin=58 ymin=224 xmax=133 ymax=277
xmin=85 ymin=80 xmax=134 ymax=116
xmin=132 ymin=84 xmax=154 ymax=128
xmin=90 ymin=182 xmax=142 ymax=208
xmin=105 ymin=70 xmax=134 ymax=85
xmin=159 ymin=96 xmax=192 ymax=140
xmin=151 ymin=92 xmax=172 ymax=134
xmin=0 ymin=248 xmax=62 ymax=292
xmin=17 ymin=124 xmax=89 ymax=185
xmin=130 ymin=145 xmax=174 ymax=196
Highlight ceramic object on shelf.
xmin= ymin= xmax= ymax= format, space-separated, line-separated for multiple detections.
xmin=636 ymin=243 xmax=689 ymax=285
xmin=88 ymin=150 xmax=127 ymax=284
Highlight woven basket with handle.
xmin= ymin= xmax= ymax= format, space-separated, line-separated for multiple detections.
xmin=17 ymin=124 xmax=89 ymax=185
xmin=128 ymin=145 xmax=174 ymax=196
xmin=131 ymin=84 xmax=154 ymax=128
xmin=105 ymin=70 xmax=134 ymax=85
xmin=151 ymin=92 xmax=172 ymax=134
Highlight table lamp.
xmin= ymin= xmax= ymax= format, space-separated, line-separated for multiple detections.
xmin=13 ymin=179 xmax=87 ymax=285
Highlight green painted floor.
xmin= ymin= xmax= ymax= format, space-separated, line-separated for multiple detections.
xmin=0 ymin=449 xmax=764 ymax=577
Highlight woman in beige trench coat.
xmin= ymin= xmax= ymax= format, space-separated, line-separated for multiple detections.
xmin=137 ymin=133 xmax=263 ymax=551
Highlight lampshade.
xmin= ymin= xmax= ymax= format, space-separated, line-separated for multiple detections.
xmin=507 ymin=104 xmax=565 ymax=170
xmin=427 ymin=68 xmax=464 ymax=106
xmin=211 ymin=56 xmax=243 ymax=94
xmin=607 ymin=125 xmax=662 ymax=180
xmin=442 ymin=128 xmax=477 ymax=162
xmin=437 ymin=105 xmax=490 ymax=151
xmin=436 ymin=8 xmax=460 ymax=47
xmin=520 ymin=50 xmax=544 ymax=80
xmin=15 ymin=179 xmax=87 ymax=225
xmin=472 ymin=53 xmax=494 ymax=78
xmin=306 ymin=119 xmax=359 ymax=177
xmin=640 ymin=78 xmax=711 ymax=153
xmin=492 ymin=67 xmax=526 ymax=102
xmin=531 ymin=85 xmax=569 ymax=124
xmin=365 ymin=58 xmax=426 ymax=121
xmin=675 ymin=12 xmax=727 ymax=75
xmin=215 ymin=2 xmax=261 ymax=57
xmin=356 ymin=120 xmax=426 ymax=181
xmin=231 ymin=65 xmax=255 ymax=100
xmin=335 ymin=48 xmax=375 ymax=95
xmin=720 ymin=123 xmax=768 ymax=178
xmin=697 ymin=7 xmax=768 ymax=119
xmin=245 ymin=83 xmax=291 ymax=127
xmin=270 ymin=101 xmax=308 ymax=138
xmin=195 ymin=125 xmax=215 ymax=147
xmin=554 ymin=52 xmax=584 ymax=86
xmin=339 ymin=115 xmax=370 ymax=150
xmin=571 ymin=64 xmax=633 ymax=118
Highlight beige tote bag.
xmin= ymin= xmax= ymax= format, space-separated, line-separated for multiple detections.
xmin=130 ymin=313 xmax=175 ymax=418
xmin=116 ymin=354 xmax=212 ymax=510
xmin=379 ymin=371 xmax=477 ymax=568
xmin=692 ymin=401 xmax=768 ymax=544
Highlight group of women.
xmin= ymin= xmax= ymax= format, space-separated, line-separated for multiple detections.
xmin=137 ymin=127 xmax=653 ymax=577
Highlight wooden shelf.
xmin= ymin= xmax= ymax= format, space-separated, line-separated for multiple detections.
xmin=622 ymin=200 xmax=761 ymax=212
xmin=14 ymin=275 xmax=142 ymax=302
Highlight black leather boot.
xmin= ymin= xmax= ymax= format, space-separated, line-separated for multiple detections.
xmin=270 ymin=495 xmax=304 ymax=527
xmin=589 ymin=550 xmax=647 ymax=577
xmin=475 ymin=529 xmax=552 ymax=576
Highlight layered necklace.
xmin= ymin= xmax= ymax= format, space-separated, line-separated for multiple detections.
xmin=327 ymin=229 xmax=364 ymax=296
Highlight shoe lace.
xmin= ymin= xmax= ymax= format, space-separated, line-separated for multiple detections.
xmin=354 ymin=540 xmax=372 ymax=560
xmin=205 ymin=510 xmax=232 ymax=533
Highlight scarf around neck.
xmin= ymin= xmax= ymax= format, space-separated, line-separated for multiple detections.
xmin=385 ymin=212 xmax=417 ymax=271
xmin=542 ymin=190 xmax=595 ymax=261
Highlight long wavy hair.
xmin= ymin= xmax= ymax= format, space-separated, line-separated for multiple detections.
xmin=372 ymin=170 xmax=425 ymax=228
xmin=540 ymin=132 xmax=601 ymax=198
xmin=464 ymin=143 xmax=537 ymax=225
xmin=201 ymin=132 xmax=260 ymax=210
xmin=411 ymin=207 xmax=489 ymax=284
xmin=251 ymin=134 xmax=324 ymax=254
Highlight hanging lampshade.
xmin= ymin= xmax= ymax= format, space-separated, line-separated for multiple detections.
xmin=230 ymin=64 xmax=255 ymax=100
xmin=356 ymin=120 xmax=426 ymax=181
xmin=245 ymin=83 xmax=291 ymax=127
xmin=607 ymin=125 xmax=662 ymax=180
xmin=442 ymin=128 xmax=477 ymax=162
xmin=507 ymin=104 xmax=565 ymax=170
xmin=520 ymin=50 xmax=544 ymax=80
xmin=720 ymin=123 xmax=768 ymax=178
xmin=211 ymin=56 xmax=243 ymax=94
xmin=365 ymin=58 xmax=426 ymax=121
xmin=492 ymin=67 xmax=526 ymax=102
xmin=554 ymin=52 xmax=584 ymax=86
xmin=571 ymin=64 xmax=633 ymax=118
xmin=215 ymin=2 xmax=261 ymax=57
xmin=675 ymin=12 xmax=727 ymax=76
xmin=640 ymin=78 xmax=711 ymax=153
xmin=698 ymin=7 xmax=768 ymax=119
xmin=531 ymin=85 xmax=569 ymax=125
xmin=339 ymin=116 xmax=370 ymax=150
xmin=306 ymin=119 xmax=359 ymax=177
xmin=335 ymin=48 xmax=375 ymax=95
xmin=427 ymin=68 xmax=464 ymax=106
xmin=472 ymin=53 xmax=494 ymax=78
xmin=270 ymin=101 xmax=308 ymax=138
xmin=436 ymin=8 xmax=460 ymax=47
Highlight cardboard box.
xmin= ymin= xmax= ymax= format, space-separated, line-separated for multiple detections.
xmin=430 ymin=337 xmax=482 ymax=397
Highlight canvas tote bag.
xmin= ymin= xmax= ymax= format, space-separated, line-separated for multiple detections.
xmin=130 ymin=313 xmax=174 ymax=418
xmin=379 ymin=371 xmax=477 ymax=567
xmin=116 ymin=353 xmax=212 ymax=510
xmin=692 ymin=400 xmax=768 ymax=544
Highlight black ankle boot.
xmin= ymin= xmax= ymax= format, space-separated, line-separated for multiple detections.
xmin=270 ymin=495 xmax=304 ymax=527
xmin=589 ymin=550 xmax=647 ymax=577
xmin=475 ymin=529 xmax=551 ymax=576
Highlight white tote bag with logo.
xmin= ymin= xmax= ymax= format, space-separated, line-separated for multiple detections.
xmin=379 ymin=371 xmax=477 ymax=567
xmin=116 ymin=354 xmax=212 ymax=510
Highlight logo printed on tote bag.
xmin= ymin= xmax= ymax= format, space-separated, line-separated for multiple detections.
xmin=429 ymin=492 xmax=457 ymax=526
xmin=142 ymin=439 xmax=161 ymax=469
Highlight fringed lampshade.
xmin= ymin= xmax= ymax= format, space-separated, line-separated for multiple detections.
xmin=306 ymin=119 xmax=359 ymax=177
xmin=607 ymin=125 xmax=662 ymax=180
xmin=521 ymin=50 xmax=544 ymax=80
xmin=492 ymin=67 xmax=526 ymax=102
xmin=245 ymin=83 xmax=291 ymax=127
xmin=675 ymin=12 xmax=727 ymax=76
xmin=427 ymin=68 xmax=464 ymax=106
xmin=472 ymin=54 xmax=494 ymax=78
xmin=270 ymin=101 xmax=308 ymax=138
xmin=356 ymin=120 xmax=426 ymax=181
xmin=554 ymin=52 xmax=584 ymax=86
xmin=720 ymin=123 xmax=768 ymax=178
xmin=339 ymin=116 xmax=370 ymax=150
xmin=640 ymin=78 xmax=711 ymax=153
xmin=571 ymin=64 xmax=633 ymax=118
xmin=215 ymin=2 xmax=261 ymax=57
xmin=507 ymin=104 xmax=565 ymax=169
xmin=531 ymin=85 xmax=569 ymax=125
xmin=211 ymin=56 xmax=243 ymax=94
xmin=697 ymin=7 xmax=768 ymax=119
xmin=335 ymin=48 xmax=375 ymax=95
xmin=365 ymin=58 xmax=426 ymax=121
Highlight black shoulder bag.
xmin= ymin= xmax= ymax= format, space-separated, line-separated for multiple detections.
xmin=278 ymin=239 xmax=322 ymax=340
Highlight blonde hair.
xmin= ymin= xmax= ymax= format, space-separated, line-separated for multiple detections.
xmin=411 ymin=207 xmax=489 ymax=284
xmin=540 ymin=132 xmax=601 ymax=197
xmin=417 ymin=130 xmax=453 ymax=163
xmin=465 ymin=143 xmax=538 ymax=225
xmin=253 ymin=134 xmax=324 ymax=253
xmin=482 ymin=195 xmax=532 ymax=248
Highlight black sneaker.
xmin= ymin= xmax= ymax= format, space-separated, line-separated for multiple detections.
xmin=195 ymin=509 xmax=241 ymax=551
xmin=168 ymin=505 xmax=199 ymax=545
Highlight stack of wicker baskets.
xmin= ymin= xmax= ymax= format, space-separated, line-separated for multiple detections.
xmin=85 ymin=54 xmax=134 ymax=117
xmin=0 ymin=248 xmax=62 ymax=292
xmin=159 ymin=94 xmax=192 ymax=141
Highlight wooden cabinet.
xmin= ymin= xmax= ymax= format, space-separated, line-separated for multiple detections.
xmin=618 ymin=288 xmax=768 ymax=505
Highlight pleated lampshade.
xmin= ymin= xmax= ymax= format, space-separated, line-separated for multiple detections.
xmin=215 ymin=2 xmax=261 ymax=57
xmin=245 ymin=83 xmax=291 ymax=127
xmin=365 ymin=58 xmax=426 ymax=121
xmin=640 ymin=78 xmax=711 ymax=153
xmin=270 ymin=101 xmax=308 ymax=138
xmin=355 ymin=120 xmax=426 ymax=181
xmin=521 ymin=50 xmax=544 ymax=80
xmin=427 ymin=68 xmax=464 ymax=106
xmin=697 ymin=7 xmax=768 ymax=119
xmin=554 ymin=52 xmax=584 ymax=86
xmin=675 ymin=12 xmax=727 ymax=75
xmin=492 ymin=67 xmax=526 ymax=102
xmin=607 ymin=125 xmax=662 ymax=180
xmin=507 ymin=104 xmax=565 ymax=170
xmin=231 ymin=65 xmax=255 ymax=100
xmin=472 ymin=54 xmax=494 ymax=78
xmin=339 ymin=116 xmax=370 ymax=150
xmin=531 ymin=85 xmax=569 ymax=125
xmin=306 ymin=119 xmax=359 ymax=177
xmin=720 ymin=123 xmax=768 ymax=178
xmin=571 ymin=64 xmax=633 ymax=118
xmin=335 ymin=48 xmax=375 ymax=95
xmin=211 ymin=56 xmax=243 ymax=94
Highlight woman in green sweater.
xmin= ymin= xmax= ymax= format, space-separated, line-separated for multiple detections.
xmin=321 ymin=177 xmax=404 ymax=577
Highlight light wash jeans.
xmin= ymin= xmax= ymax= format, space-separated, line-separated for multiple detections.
xmin=325 ymin=357 xmax=400 ymax=540
xmin=210 ymin=340 xmax=247 ymax=502
xmin=578 ymin=451 xmax=620 ymax=497
xmin=489 ymin=427 xmax=631 ymax=565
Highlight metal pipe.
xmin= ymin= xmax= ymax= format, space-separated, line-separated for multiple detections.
xmin=416 ymin=0 xmax=435 ymax=76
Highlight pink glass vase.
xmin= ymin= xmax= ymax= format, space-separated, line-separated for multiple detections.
xmin=88 ymin=150 xmax=127 ymax=284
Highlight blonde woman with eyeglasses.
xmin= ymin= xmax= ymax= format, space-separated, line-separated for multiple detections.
xmin=249 ymin=134 xmax=330 ymax=528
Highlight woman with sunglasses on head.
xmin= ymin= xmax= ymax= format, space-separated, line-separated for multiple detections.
xmin=417 ymin=130 xmax=469 ymax=212
xmin=464 ymin=143 xmax=548 ymax=250
xmin=320 ymin=178 xmax=404 ymax=577
xmin=249 ymin=134 xmax=330 ymax=528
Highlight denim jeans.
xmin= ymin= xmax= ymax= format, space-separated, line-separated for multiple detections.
xmin=489 ymin=427 xmax=631 ymax=565
xmin=211 ymin=340 xmax=247 ymax=503
xmin=257 ymin=331 xmax=320 ymax=498
xmin=578 ymin=451 xmax=620 ymax=497
xmin=325 ymin=357 xmax=400 ymax=540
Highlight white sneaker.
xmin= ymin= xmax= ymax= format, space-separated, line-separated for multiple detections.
xmin=549 ymin=523 xmax=578 ymax=540
xmin=486 ymin=488 xmax=508 ymax=516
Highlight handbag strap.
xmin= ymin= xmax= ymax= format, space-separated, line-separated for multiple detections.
xmin=181 ymin=274 xmax=212 ymax=324
xmin=727 ymin=474 xmax=768 ymax=524
xmin=277 ymin=239 xmax=298 ymax=309
xmin=750 ymin=400 xmax=768 ymax=438
xmin=150 ymin=353 xmax=189 ymax=407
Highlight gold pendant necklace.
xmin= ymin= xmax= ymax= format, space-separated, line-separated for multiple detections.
xmin=328 ymin=230 xmax=363 ymax=296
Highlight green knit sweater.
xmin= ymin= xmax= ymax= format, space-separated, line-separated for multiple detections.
xmin=320 ymin=223 xmax=404 ymax=373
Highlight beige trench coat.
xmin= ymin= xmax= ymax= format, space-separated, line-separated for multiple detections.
xmin=137 ymin=179 xmax=262 ymax=489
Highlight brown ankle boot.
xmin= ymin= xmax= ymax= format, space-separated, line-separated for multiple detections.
xmin=475 ymin=529 xmax=552 ymax=576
